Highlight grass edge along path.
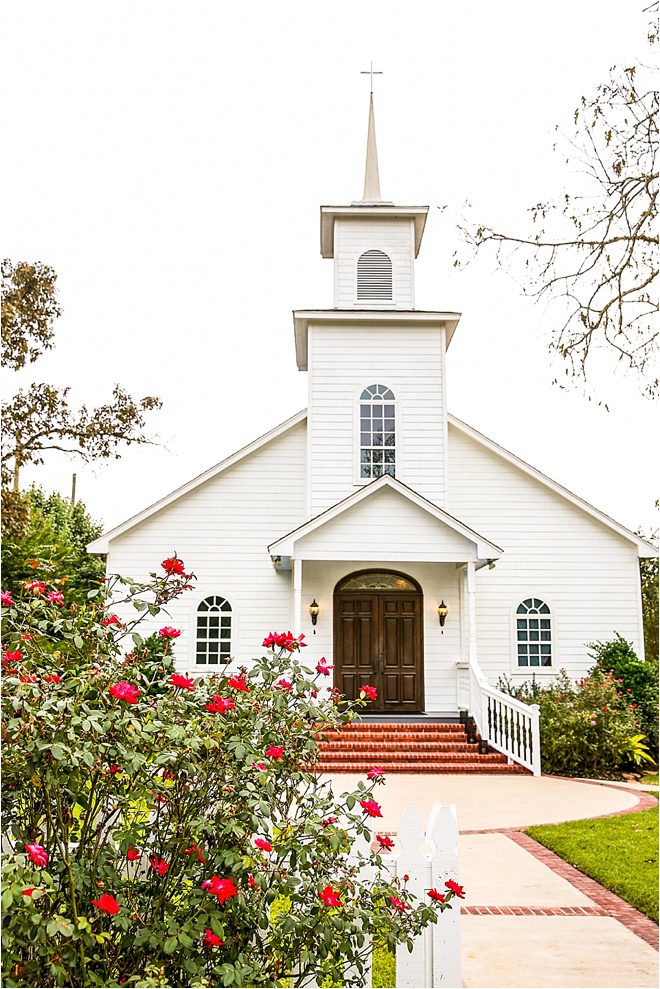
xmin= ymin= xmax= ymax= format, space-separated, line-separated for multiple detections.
xmin=525 ymin=805 xmax=659 ymax=923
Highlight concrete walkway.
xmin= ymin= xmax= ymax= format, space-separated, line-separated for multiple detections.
xmin=322 ymin=774 xmax=659 ymax=988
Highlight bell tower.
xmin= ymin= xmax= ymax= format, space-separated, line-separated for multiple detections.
xmin=294 ymin=87 xmax=461 ymax=517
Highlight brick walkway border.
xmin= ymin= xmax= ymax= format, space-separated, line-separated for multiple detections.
xmin=461 ymin=904 xmax=608 ymax=916
xmin=459 ymin=782 xmax=658 ymax=950
xmin=507 ymin=830 xmax=658 ymax=950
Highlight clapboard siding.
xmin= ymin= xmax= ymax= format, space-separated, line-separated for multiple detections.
xmin=105 ymin=421 xmax=308 ymax=671
xmin=334 ymin=217 xmax=415 ymax=309
xmin=308 ymin=324 xmax=445 ymax=513
xmin=447 ymin=423 xmax=645 ymax=679
xmin=297 ymin=486 xmax=474 ymax=560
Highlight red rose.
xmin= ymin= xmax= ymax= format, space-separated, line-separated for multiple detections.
xmin=428 ymin=888 xmax=446 ymax=902
xmin=265 ymin=745 xmax=284 ymax=760
xmin=359 ymin=685 xmax=377 ymax=701
xmin=3 ymin=650 xmax=23 ymax=664
xmin=251 ymin=762 xmax=268 ymax=771
xmin=149 ymin=855 xmax=169 ymax=876
xmin=45 ymin=591 xmax=64 ymax=606
xmin=322 ymin=816 xmax=338 ymax=828
xmin=206 ymin=695 xmax=235 ymax=714
xmin=227 ymin=675 xmax=249 ymax=692
xmin=201 ymin=876 xmax=238 ymax=903
xmin=376 ymin=834 xmax=395 ymax=850
xmin=445 ymin=879 xmax=465 ymax=898
xmin=248 ymin=875 xmax=256 ymax=887
xmin=158 ymin=626 xmax=181 ymax=639
xmin=275 ymin=678 xmax=293 ymax=691
xmin=367 ymin=766 xmax=385 ymax=780
xmin=319 ymin=885 xmax=342 ymax=907
xmin=127 ymin=846 xmax=141 ymax=861
xmin=91 ymin=893 xmax=120 ymax=915
xmin=108 ymin=682 xmax=140 ymax=704
xmin=25 ymin=842 xmax=48 ymax=867
xmin=254 ymin=837 xmax=273 ymax=852
xmin=262 ymin=631 xmax=307 ymax=652
xmin=360 ymin=799 xmax=382 ymax=818
xmin=101 ymin=615 xmax=123 ymax=627
xmin=389 ymin=896 xmax=410 ymax=912
xmin=316 ymin=659 xmax=332 ymax=675
xmin=44 ymin=674 xmax=61 ymax=683
xmin=202 ymin=928 xmax=224 ymax=950
xmin=1 ymin=590 xmax=14 ymax=607
xmin=162 ymin=555 xmax=185 ymax=575
xmin=169 ymin=673 xmax=195 ymax=691
xmin=23 ymin=580 xmax=46 ymax=596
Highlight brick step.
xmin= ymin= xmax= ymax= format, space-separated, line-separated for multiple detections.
xmin=318 ymin=739 xmax=482 ymax=752
xmin=314 ymin=761 xmax=529 ymax=775
xmin=336 ymin=721 xmax=465 ymax=731
xmin=317 ymin=749 xmax=509 ymax=764
xmin=313 ymin=720 xmax=531 ymax=776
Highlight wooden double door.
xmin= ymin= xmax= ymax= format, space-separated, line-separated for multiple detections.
xmin=334 ymin=587 xmax=423 ymax=713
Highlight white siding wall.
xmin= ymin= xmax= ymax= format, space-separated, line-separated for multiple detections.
xmin=308 ymin=324 xmax=446 ymax=514
xmin=302 ymin=560 xmax=461 ymax=713
xmin=447 ymin=424 xmax=645 ymax=684
xmin=334 ymin=217 xmax=415 ymax=309
xmin=297 ymin=487 xmax=474 ymax=561
xmin=104 ymin=421 xmax=307 ymax=673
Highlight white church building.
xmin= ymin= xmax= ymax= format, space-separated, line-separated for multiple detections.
xmin=89 ymin=96 xmax=654 ymax=758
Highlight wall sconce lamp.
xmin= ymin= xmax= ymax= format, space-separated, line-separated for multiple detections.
xmin=309 ymin=599 xmax=320 ymax=633
xmin=437 ymin=600 xmax=449 ymax=633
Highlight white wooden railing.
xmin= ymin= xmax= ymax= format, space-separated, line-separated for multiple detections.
xmin=456 ymin=659 xmax=541 ymax=776
xmin=299 ymin=802 xmax=462 ymax=988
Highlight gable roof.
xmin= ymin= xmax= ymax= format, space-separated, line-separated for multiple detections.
xmin=87 ymin=409 xmax=307 ymax=554
xmin=448 ymin=414 xmax=658 ymax=558
xmin=88 ymin=406 xmax=658 ymax=559
xmin=268 ymin=473 xmax=503 ymax=564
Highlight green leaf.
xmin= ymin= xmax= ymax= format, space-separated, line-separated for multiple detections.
xmin=163 ymin=935 xmax=178 ymax=954
xmin=132 ymin=632 xmax=144 ymax=646
xmin=74 ymin=635 xmax=84 ymax=649
xmin=2 ymin=889 xmax=14 ymax=910
xmin=51 ymin=744 xmax=65 ymax=761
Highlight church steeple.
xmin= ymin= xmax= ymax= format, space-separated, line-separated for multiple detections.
xmin=360 ymin=93 xmax=383 ymax=203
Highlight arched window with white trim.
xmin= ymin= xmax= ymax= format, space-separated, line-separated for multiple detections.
xmin=196 ymin=596 xmax=232 ymax=666
xmin=516 ymin=598 xmax=552 ymax=667
xmin=360 ymin=384 xmax=395 ymax=479
xmin=357 ymin=250 xmax=392 ymax=301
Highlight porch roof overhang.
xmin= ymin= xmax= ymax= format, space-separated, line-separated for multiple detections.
xmin=267 ymin=475 xmax=503 ymax=570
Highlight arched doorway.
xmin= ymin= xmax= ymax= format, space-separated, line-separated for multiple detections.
xmin=333 ymin=569 xmax=424 ymax=714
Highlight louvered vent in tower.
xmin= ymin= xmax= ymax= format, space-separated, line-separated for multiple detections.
xmin=357 ymin=250 xmax=392 ymax=301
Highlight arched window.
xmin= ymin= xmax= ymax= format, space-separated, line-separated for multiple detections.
xmin=196 ymin=596 xmax=232 ymax=666
xmin=360 ymin=384 xmax=395 ymax=479
xmin=357 ymin=249 xmax=392 ymax=301
xmin=516 ymin=598 xmax=552 ymax=667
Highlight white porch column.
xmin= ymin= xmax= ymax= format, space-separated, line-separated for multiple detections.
xmin=292 ymin=557 xmax=303 ymax=635
xmin=466 ymin=561 xmax=477 ymax=663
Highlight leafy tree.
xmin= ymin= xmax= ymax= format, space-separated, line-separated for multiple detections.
xmin=588 ymin=634 xmax=658 ymax=756
xmin=456 ymin=28 xmax=658 ymax=398
xmin=1 ymin=260 xmax=162 ymax=490
xmin=1 ymin=488 xmax=106 ymax=605
xmin=637 ymin=508 xmax=659 ymax=666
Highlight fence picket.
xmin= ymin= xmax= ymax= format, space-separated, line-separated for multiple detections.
xmin=427 ymin=804 xmax=461 ymax=989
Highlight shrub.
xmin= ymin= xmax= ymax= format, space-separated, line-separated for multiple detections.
xmin=1 ymin=558 xmax=452 ymax=988
xmin=587 ymin=634 xmax=659 ymax=758
xmin=498 ymin=668 xmax=648 ymax=777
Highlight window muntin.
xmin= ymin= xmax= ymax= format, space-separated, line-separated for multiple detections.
xmin=357 ymin=250 xmax=392 ymax=301
xmin=360 ymin=384 xmax=395 ymax=479
xmin=516 ymin=598 xmax=552 ymax=668
xmin=338 ymin=572 xmax=417 ymax=591
xmin=196 ymin=596 xmax=232 ymax=666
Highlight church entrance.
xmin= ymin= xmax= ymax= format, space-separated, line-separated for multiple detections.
xmin=333 ymin=570 xmax=423 ymax=714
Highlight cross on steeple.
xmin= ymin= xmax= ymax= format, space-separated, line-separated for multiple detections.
xmin=360 ymin=62 xmax=383 ymax=94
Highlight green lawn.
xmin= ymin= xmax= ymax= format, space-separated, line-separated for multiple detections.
xmin=526 ymin=806 xmax=659 ymax=922
xmin=641 ymin=772 xmax=659 ymax=785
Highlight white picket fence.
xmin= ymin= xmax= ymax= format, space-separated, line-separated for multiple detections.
xmin=298 ymin=801 xmax=461 ymax=989
xmin=457 ymin=658 xmax=541 ymax=775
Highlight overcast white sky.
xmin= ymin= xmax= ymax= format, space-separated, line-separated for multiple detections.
xmin=3 ymin=0 xmax=657 ymax=538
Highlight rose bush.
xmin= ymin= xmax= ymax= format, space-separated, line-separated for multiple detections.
xmin=498 ymin=667 xmax=652 ymax=777
xmin=2 ymin=558 xmax=453 ymax=987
